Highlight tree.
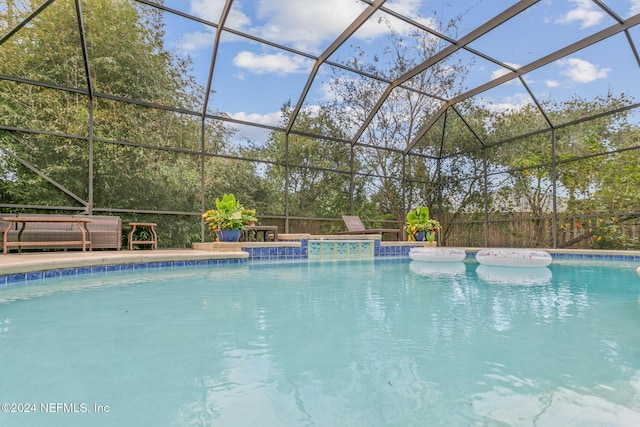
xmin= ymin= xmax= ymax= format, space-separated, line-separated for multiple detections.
xmin=253 ymin=103 xmax=355 ymax=232
xmin=481 ymin=93 xmax=639 ymax=248
xmin=323 ymin=20 xmax=471 ymax=223
xmin=0 ymin=0 xmax=208 ymax=247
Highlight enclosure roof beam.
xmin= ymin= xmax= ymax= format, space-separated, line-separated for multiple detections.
xmin=351 ymin=0 xmax=540 ymax=147
xmin=405 ymin=12 xmax=640 ymax=156
xmin=285 ymin=0 xmax=387 ymax=134
xmin=202 ymin=0 xmax=234 ymax=117
xmin=0 ymin=0 xmax=55 ymax=46
xmin=137 ymin=0 xmax=437 ymax=111
xmin=0 ymin=138 xmax=88 ymax=207
xmin=74 ymin=0 xmax=93 ymax=100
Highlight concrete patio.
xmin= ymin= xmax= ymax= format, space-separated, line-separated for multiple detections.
xmin=0 ymin=249 xmax=248 ymax=276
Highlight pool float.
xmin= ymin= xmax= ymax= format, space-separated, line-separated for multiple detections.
xmin=409 ymin=261 xmax=466 ymax=276
xmin=637 ymin=266 xmax=640 ymax=277
xmin=409 ymin=247 xmax=466 ymax=263
xmin=476 ymin=265 xmax=552 ymax=286
xmin=475 ymin=248 xmax=552 ymax=267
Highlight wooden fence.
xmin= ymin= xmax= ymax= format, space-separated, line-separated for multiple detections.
xmin=267 ymin=212 xmax=639 ymax=249
xmin=439 ymin=212 xmax=640 ymax=249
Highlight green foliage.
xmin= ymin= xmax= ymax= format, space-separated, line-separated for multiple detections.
xmin=215 ymin=193 xmax=240 ymax=213
xmin=586 ymin=138 xmax=640 ymax=215
xmin=320 ymin=20 xmax=472 ymax=221
xmin=255 ymin=103 xmax=354 ymax=220
xmin=0 ymin=0 xmax=225 ymax=248
xmin=406 ymin=206 xmax=431 ymax=226
xmin=202 ymin=194 xmax=257 ymax=235
xmin=404 ymin=206 xmax=440 ymax=241
xmin=590 ymin=217 xmax=636 ymax=250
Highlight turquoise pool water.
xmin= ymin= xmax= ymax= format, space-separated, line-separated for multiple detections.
xmin=1 ymin=259 xmax=639 ymax=426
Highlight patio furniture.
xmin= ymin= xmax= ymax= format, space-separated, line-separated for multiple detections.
xmin=337 ymin=215 xmax=401 ymax=241
xmin=2 ymin=216 xmax=92 ymax=254
xmin=128 ymin=222 xmax=158 ymax=250
xmin=1 ymin=214 xmax=122 ymax=254
xmin=244 ymin=225 xmax=278 ymax=242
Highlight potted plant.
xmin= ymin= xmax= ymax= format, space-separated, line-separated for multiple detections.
xmin=202 ymin=193 xmax=257 ymax=242
xmin=425 ymin=228 xmax=437 ymax=246
xmin=404 ymin=206 xmax=440 ymax=244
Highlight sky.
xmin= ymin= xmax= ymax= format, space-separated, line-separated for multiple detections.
xmin=153 ymin=0 xmax=640 ymax=142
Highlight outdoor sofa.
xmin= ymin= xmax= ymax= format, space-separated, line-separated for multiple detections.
xmin=1 ymin=214 xmax=122 ymax=251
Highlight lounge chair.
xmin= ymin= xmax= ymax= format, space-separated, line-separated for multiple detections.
xmin=337 ymin=215 xmax=401 ymax=241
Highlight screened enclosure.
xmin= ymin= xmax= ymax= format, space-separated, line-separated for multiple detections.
xmin=1 ymin=0 xmax=639 ymax=249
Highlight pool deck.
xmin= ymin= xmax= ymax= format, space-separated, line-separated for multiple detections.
xmin=0 ymin=249 xmax=248 ymax=275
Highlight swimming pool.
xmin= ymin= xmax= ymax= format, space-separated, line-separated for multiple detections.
xmin=1 ymin=258 xmax=639 ymax=426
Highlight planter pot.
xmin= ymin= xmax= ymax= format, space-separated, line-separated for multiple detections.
xmin=216 ymin=229 xmax=241 ymax=242
xmin=414 ymin=231 xmax=426 ymax=241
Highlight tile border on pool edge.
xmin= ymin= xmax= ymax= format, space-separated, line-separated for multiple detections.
xmin=0 ymin=258 xmax=248 ymax=288
xmin=464 ymin=250 xmax=640 ymax=262
xmin=2 ymin=246 xmax=640 ymax=287
xmin=550 ymin=252 xmax=640 ymax=261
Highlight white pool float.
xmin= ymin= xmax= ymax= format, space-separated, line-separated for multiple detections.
xmin=475 ymin=248 xmax=552 ymax=268
xmin=409 ymin=247 xmax=466 ymax=263
xmin=637 ymin=266 xmax=640 ymax=277
xmin=409 ymin=261 xmax=466 ymax=276
xmin=476 ymin=265 xmax=552 ymax=286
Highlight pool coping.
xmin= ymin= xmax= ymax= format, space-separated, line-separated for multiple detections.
xmin=0 ymin=249 xmax=248 ymax=275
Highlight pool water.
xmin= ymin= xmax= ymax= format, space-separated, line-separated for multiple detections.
xmin=1 ymin=259 xmax=640 ymax=426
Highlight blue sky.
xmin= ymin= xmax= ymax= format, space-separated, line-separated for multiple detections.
xmin=154 ymin=0 xmax=640 ymax=142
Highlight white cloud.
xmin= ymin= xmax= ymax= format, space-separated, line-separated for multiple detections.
xmin=556 ymin=0 xmax=605 ymax=28
xmin=320 ymin=77 xmax=346 ymax=103
xmin=385 ymin=0 xmax=437 ymax=26
xmin=557 ymin=58 xmax=610 ymax=83
xmin=251 ymin=0 xmax=368 ymax=52
xmin=176 ymin=1 xmax=251 ymax=53
xmin=232 ymin=51 xmax=311 ymax=75
xmin=229 ymin=111 xmax=283 ymax=127
xmin=491 ymin=63 xmax=521 ymax=80
xmin=545 ymin=80 xmax=560 ymax=88
xmin=185 ymin=0 xmax=429 ymax=54
xmin=177 ymin=0 xmax=440 ymax=88
xmin=631 ymin=0 xmax=640 ymax=15
xmin=356 ymin=3 xmax=439 ymax=43
xmin=190 ymin=0 xmax=251 ymax=30
xmin=226 ymin=111 xmax=284 ymax=144
xmin=178 ymin=30 xmax=215 ymax=52
xmin=482 ymin=93 xmax=532 ymax=114
xmin=179 ymin=0 xmax=251 ymax=55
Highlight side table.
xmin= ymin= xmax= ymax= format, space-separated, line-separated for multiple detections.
xmin=128 ymin=222 xmax=157 ymax=250
xmin=244 ymin=225 xmax=279 ymax=242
